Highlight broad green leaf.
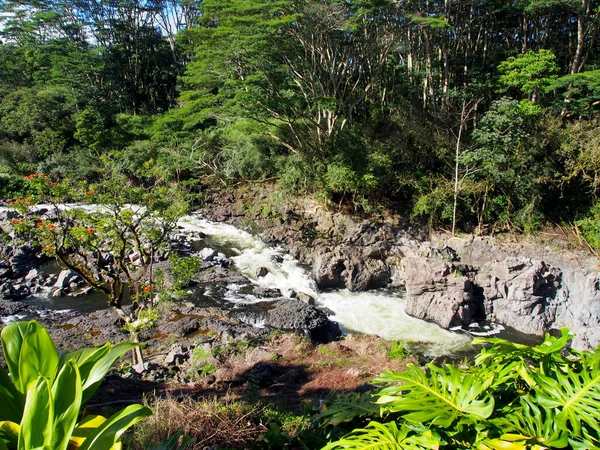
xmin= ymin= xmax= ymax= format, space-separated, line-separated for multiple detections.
xmin=0 ymin=365 xmax=25 ymax=422
xmin=535 ymin=363 xmax=600 ymax=436
xmin=51 ymin=361 xmax=82 ymax=450
xmin=322 ymin=420 xmax=439 ymax=449
xmin=70 ymin=415 xmax=107 ymax=448
xmin=375 ymin=364 xmax=494 ymax=428
xmin=1 ymin=322 xmax=28 ymax=390
xmin=2 ymin=321 xmax=58 ymax=393
xmin=18 ymin=377 xmax=54 ymax=450
xmin=0 ymin=421 xmax=19 ymax=448
xmin=487 ymin=396 xmax=568 ymax=449
xmin=77 ymin=404 xmax=151 ymax=450
xmin=63 ymin=341 xmax=138 ymax=405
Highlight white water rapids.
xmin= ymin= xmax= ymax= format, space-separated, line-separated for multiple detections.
xmin=178 ymin=213 xmax=474 ymax=357
xmin=1 ymin=204 xmax=475 ymax=356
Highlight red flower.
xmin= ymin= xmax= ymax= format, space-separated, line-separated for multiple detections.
xmin=47 ymin=224 xmax=57 ymax=229
xmin=86 ymin=228 xmax=94 ymax=234
xmin=10 ymin=219 xmax=21 ymax=224
xmin=25 ymin=174 xmax=35 ymax=179
xmin=87 ymin=190 xmax=94 ymax=195
xmin=143 ymin=285 xmax=153 ymax=293
xmin=148 ymin=199 xmax=152 ymax=204
xmin=50 ymin=182 xmax=57 ymax=187
xmin=38 ymin=173 xmax=45 ymax=177
xmin=36 ymin=221 xmax=44 ymax=227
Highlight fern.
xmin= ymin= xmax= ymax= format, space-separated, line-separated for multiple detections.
xmin=374 ymin=364 xmax=494 ymax=428
xmin=321 ymin=421 xmax=439 ymax=450
xmin=315 ymin=393 xmax=381 ymax=426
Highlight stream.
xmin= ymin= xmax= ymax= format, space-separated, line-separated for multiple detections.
xmin=177 ymin=213 xmax=475 ymax=357
xmin=5 ymin=208 xmax=507 ymax=357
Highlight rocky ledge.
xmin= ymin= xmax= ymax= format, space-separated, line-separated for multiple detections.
xmin=202 ymin=185 xmax=600 ymax=350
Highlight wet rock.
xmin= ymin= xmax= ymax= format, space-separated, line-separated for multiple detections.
xmin=291 ymin=291 xmax=316 ymax=305
xmin=256 ymin=267 xmax=269 ymax=278
xmin=9 ymin=243 xmax=38 ymax=278
xmin=157 ymin=314 xmax=201 ymax=337
xmin=0 ymin=261 xmax=12 ymax=281
xmin=5 ymin=283 xmax=31 ymax=300
xmin=25 ymin=269 xmax=39 ymax=281
xmin=474 ymin=258 xmax=561 ymax=336
xmin=202 ymin=317 xmax=268 ymax=341
xmin=266 ymin=299 xmax=341 ymax=343
xmin=200 ymin=248 xmax=218 ymax=261
xmin=194 ymin=267 xmax=250 ymax=286
xmin=54 ymin=270 xmax=79 ymax=289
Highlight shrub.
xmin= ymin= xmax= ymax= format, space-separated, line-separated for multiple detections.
xmin=0 ymin=320 xmax=151 ymax=450
xmin=318 ymin=329 xmax=600 ymax=449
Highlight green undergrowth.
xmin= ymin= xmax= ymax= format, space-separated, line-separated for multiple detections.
xmin=131 ymin=329 xmax=600 ymax=449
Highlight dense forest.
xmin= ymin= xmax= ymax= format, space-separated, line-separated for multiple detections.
xmin=1 ymin=0 xmax=600 ymax=236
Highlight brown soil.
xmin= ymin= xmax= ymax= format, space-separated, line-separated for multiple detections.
xmin=90 ymin=332 xmax=414 ymax=413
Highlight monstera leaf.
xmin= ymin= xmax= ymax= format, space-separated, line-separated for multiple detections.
xmin=480 ymin=395 xmax=568 ymax=449
xmin=374 ymin=364 xmax=495 ymax=428
xmin=321 ymin=421 xmax=439 ymax=450
xmin=535 ymin=361 xmax=600 ymax=436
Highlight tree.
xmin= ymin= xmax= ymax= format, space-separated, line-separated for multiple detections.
xmin=8 ymin=175 xmax=189 ymax=364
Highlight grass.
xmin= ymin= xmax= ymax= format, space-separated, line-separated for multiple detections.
xmin=131 ymin=395 xmax=312 ymax=450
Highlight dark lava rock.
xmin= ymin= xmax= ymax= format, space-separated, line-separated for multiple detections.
xmin=266 ymin=299 xmax=341 ymax=343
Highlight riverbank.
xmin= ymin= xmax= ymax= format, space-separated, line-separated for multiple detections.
xmin=200 ymin=182 xmax=600 ymax=350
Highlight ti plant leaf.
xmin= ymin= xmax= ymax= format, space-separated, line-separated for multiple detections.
xmin=321 ymin=421 xmax=439 ymax=450
xmin=1 ymin=322 xmax=58 ymax=394
xmin=374 ymin=364 xmax=495 ymax=428
xmin=18 ymin=377 xmax=53 ymax=450
xmin=77 ymin=404 xmax=152 ymax=450
xmin=61 ymin=341 xmax=138 ymax=405
xmin=0 ymin=366 xmax=24 ymax=423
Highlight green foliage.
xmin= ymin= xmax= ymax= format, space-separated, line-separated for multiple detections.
xmin=318 ymin=329 xmax=600 ymax=450
xmin=0 ymin=320 xmax=150 ymax=450
xmin=498 ymin=50 xmax=559 ymax=100
xmin=386 ymin=341 xmax=411 ymax=360
xmin=575 ymin=201 xmax=600 ymax=248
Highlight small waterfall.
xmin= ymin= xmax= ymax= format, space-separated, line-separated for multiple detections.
xmin=179 ymin=213 xmax=473 ymax=357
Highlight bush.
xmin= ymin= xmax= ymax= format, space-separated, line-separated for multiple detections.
xmin=0 ymin=320 xmax=150 ymax=450
xmin=317 ymin=329 xmax=600 ymax=449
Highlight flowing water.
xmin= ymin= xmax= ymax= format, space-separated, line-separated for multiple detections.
xmin=178 ymin=213 xmax=474 ymax=357
xmin=3 ymin=205 xmax=481 ymax=357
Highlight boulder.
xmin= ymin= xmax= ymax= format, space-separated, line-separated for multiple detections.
xmin=266 ymin=299 xmax=341 ymax=343
xmin=256 ymin=267 xmax=269 ymax=278
xmin=404 ymin=256 xmax=478 ymax=328
xmin=474 ymin=258 xmax=560 ymax=335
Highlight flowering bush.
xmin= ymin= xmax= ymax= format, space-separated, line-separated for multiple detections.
xmin=6 ymin=174 xmax=189 ymax=364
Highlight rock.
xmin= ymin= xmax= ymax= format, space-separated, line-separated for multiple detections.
xmin=292 ymin=291 xmax=316 ymax=305
xmin=54 ymin=270 xmax=78 ymax=289
xmin=256 ymin=267 xmax=269 ymax=278
xmin=25 ymin=269 xmax=39 ymax=281
xmin=163 ymin=343 xmax=190 ymax=366
xmin=9 ymin=243 xmax=38 ymax=278
xmin=313 ymin=253 xmax=346 ymax=289
xmin=474 ymin=258 xmax=560 ymax=336
xmin=0 ymin=261 xmax=12 ymax=281
xmin=200 ymin=248 xmax=218 ymax=261
xmin=266 ymin=299 xmax=341 ymax=343
xmin=403 ymin=256 xmax=479 ymax=329
xmin=7 ymin=284 xmax=31 ymax=300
